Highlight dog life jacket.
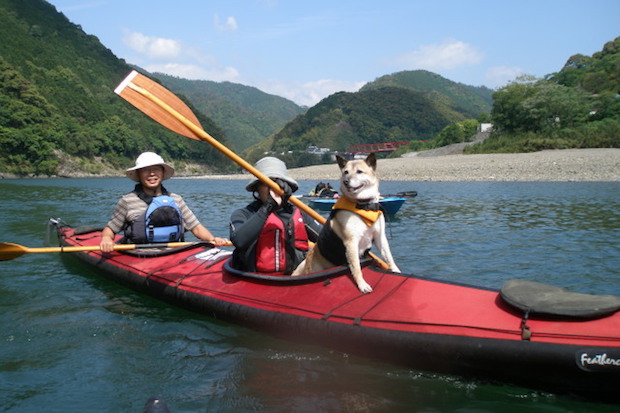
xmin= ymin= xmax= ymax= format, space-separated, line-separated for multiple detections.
xmin=255 ymin=208 xmax=309 ymax=274
xmin=331 ymin=197 xmax=383 ymax=226
xmin=316 ymin=198 xmax=383 ymax=266
xmin=127 ymin=195 xmax=183 ymax=244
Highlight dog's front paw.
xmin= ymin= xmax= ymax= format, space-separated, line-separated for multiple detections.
xmin=357 ymin=281 xmax=373 ymax=294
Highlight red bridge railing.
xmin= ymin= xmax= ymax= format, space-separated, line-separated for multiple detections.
xmin=347 ymin=141 xmax=411 ymax=153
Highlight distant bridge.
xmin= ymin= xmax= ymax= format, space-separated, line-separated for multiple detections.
xmin=347 ymin=141 xmax=411 ymax=154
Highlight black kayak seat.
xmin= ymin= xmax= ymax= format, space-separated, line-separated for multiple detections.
xmin=500 ymin=279 xmax=620 ymax=319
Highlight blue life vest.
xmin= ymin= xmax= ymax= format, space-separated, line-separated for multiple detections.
xmin=145 ymin=195 xmax=183 ymax=243
xmin=127 ymin=195 xmax=184 ymax=244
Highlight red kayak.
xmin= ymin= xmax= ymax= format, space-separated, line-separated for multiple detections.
xmin=52 ymin=220 xmax=620 ymax=401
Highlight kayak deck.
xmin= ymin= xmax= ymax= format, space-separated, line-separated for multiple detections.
xmin=59 ymin=225 xmax=620 ymax=346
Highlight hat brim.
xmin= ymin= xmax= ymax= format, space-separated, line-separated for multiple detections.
xmin=246 ymin=174 xmax=298 ymax=192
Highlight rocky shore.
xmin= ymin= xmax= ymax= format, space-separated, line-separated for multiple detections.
xmin=194 ymin=148 xmax=619 ymax=182
xmin=3 ymin=148 xmax=618 ymax=182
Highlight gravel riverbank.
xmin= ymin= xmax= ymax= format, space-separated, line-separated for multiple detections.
xmin=2 ymin=148 xmax=616 ymax=182
xmin=194 ymin=148 xmax=619 ymax=182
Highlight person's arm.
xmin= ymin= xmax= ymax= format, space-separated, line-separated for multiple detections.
xmin=190 ymin=223 xmax=229 ymax=246
xmin=229 ymin=204 xmax=271 ymax=249
xmin=99 ymin=197 xmax=128 ymax=253
xmin=100 ymin=226 xmax=116 ymax=253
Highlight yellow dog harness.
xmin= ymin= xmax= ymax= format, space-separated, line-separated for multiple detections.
xmin=332 ymin=197 xmax=383 ymax=226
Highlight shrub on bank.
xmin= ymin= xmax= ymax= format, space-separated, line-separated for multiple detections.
xmin=465 ymin=119 xmax=620 ymax=154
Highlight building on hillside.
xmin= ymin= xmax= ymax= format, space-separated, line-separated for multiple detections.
xmin=479 ymin=123 xmax=493 ymax=132
xmin=306 ymin=145 xmax=331 ymax=155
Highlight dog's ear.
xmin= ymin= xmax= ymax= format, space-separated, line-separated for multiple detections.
xmin=336 ymin=155 xmax=348 ymax=169
xmin=365 ymin=152 xmax=377 ymax=170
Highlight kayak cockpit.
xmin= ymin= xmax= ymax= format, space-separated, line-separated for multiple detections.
xmin=223 ymin=257 xmax=374 ymax=284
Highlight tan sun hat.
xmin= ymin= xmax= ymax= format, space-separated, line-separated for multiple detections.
xmin=126 ymin=152 xmax=175 ymax=182
xmin=246 ymin=156 xmax=298 ymax=192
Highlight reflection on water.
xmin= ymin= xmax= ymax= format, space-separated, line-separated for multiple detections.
xmin=1 ymin=179 xmax=619 ymax=411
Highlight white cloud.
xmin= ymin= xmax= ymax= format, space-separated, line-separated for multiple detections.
xmin=214 ymin=14 xmax=238 ymax=32
xmin=256 ymin=78 xmax=366 ymax=107
xmin=485 ymin=66 xmax=525 ymax=88
xmin=121 ymin=29 xmax=361 ymax=106
xmin=123 ymin=31 xmax=181 ymax=60
xmin=145 ymin=63 xmax=240 ymax=82
xmin=394 ymin=39 xmax=484 ymax=71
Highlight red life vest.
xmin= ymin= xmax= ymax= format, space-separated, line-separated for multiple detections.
xmin=255 ymin=208 xmax=309 ymax=274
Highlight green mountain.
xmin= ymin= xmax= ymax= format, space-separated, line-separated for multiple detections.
xmin=551 ymin=37 xmax=620 ymax=94
xmin=270 ymin=71 xmax=492 ymax=155
xmin=0 ymin=0 xmax=233 ymax=177
xmin=361 ymin=70 xmax=493 ymax=118
xmin=154 ymin=73 xmax=304 ymax=152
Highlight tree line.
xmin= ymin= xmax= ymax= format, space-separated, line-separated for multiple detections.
xmin=467 ymin=37 xmax=620 ymax=153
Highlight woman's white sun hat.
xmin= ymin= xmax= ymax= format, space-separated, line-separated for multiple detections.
xmin=126 ymin=152 xmax=175 ymax=182
xmin=246 ymin=156 xmax=298 ymax=192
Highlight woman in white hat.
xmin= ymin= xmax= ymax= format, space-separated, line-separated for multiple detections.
xmin=229 ymin=157 xmax=323 ymax=274
xmin=100 ymin=152 xmax=229 ymax=252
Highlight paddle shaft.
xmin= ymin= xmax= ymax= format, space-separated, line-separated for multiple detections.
xmin=116 ymin=71 xmax=390 ymax=270
xmin=29 ymin=242 xmax=195 ymax=253
xmin=0 ymin=241 xmax=230 ymax=261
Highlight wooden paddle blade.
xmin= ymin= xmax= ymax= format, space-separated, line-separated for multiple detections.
xmin=115 ymin=70 xmax=203 ymax=141
xmin=0 ymin=242 xmax=28 ymax=261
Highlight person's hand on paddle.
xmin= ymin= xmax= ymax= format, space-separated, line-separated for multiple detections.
xmin=273 ymin=178 xmax=292 ymax=204
xmin=262 ymin=179 xmax=292 ymax=212
xmin=266 ymin=190 xmax=281 ymax=209
xmin=100 ymin=227 xmax=116 ymax=253
xmin=190 ymin=224 xmax=230 ymax=247
xmin=210 ymin=236 xmax=230 ymax=247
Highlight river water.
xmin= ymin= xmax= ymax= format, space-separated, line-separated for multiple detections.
xmin=1 ymin=178 xmax=619 ymax=412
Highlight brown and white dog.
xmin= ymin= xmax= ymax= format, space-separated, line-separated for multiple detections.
xmin=292 ymin=153 xmax=400 ymax=293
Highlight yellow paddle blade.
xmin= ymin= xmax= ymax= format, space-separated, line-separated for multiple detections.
xmin=115 ymin=70 xmax=203 ymax=141
xmin=0 ymin=242 xmax=28 ymax=261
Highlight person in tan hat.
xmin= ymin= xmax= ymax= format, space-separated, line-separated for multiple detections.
xmin=100 ymin=152 xmax=229 ymax=252
xmin=229 ymin=157 xmax=322 ymax=274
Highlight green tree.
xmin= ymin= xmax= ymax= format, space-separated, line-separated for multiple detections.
xmin=491 ymin=76 xmax=591 ymax=134
xmin=432 ymin=119 xmax=479 ymax=147
xmin=491 ymin=75 xmax=539 ymax=133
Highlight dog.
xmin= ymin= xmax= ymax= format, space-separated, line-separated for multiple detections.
xmin=292 ymin=153 xmax=400 ymax=293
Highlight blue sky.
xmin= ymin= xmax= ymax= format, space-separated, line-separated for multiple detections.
xmin=48 ymin=0 xmax=619 ymax=106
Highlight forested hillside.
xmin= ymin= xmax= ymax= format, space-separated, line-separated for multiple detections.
xmin=267 ymin=72 xmax=491 ymax=162
xmin=155 ymin=73 xmax=303 ymax=152
xmin=551 ymin=38 xmax=620 ymax=94
xmin=360 ymin=70 xmax=493 ymax=118
xmin=467 ymin=36 xmax=620 ymax=154
xmin=0 ymin=0 xmax=233 ymax=177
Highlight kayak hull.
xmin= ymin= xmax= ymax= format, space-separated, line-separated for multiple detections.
xmin=54 ymin=223 xmax=620 ymax=401
xmin=309 ymin=196 xmax=406 ymax=214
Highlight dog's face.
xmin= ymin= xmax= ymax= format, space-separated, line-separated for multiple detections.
xmin=336 ymin=153 xmax=379 ymax=201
